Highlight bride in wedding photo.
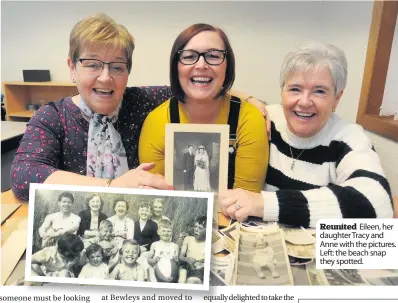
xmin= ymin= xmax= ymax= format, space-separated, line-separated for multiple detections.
xmin=193 ymin=146 xmax=211 ymax=191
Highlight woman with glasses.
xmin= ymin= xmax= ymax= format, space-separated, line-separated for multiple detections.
xmin=10 ymin=14 xmax=175 ymax=200
xmin=11 ymin=16 xmax=267 ymax=201
xmin=219 ymin=42 xmax=394 ymax=227
xmin=139 ymin=23 xmax=269 ymax=193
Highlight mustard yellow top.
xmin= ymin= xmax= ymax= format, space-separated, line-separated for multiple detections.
xmin=138 ymin=94 xmax=269 ymax=192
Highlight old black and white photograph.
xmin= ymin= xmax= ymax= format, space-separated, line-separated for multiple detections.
xmin=25 ymin=183 xmax=213 ymax=290
xmin=322 ymin=269 xmax=368 ymax=286
xmin=165 ymin=124 xmax=229 ymax=193
xmin=235 ymin=225 xmax=293 ymax=286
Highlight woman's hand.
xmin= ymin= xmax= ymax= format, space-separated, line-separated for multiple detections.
xmin=246 ymin=98 xmax=271 ymax=140
xmin=219 ymin=189 xmax=264 ymax=222
xmin=111 ymin=163 xmax=173 ymax=190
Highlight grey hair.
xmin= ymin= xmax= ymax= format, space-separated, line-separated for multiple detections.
xmin=280 ymin=41 xmax=348 ymax=96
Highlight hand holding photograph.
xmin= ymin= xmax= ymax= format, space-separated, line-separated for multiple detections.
xmin=25 ymin=183 xmax=214 ymax=291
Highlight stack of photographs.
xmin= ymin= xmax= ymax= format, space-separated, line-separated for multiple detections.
xmin=210 ymin=221 xmax=294 ymax=286
xmin=306 ymin=264 xmax=398 ymax=286
xmin=282 ymin=226 xmax=316 ymax=266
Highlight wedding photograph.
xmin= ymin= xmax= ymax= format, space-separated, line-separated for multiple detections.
xmin=165 ymin=124 xmax=229 ymax=193
xmin=25 ymin=183 xmax=214 ymax=290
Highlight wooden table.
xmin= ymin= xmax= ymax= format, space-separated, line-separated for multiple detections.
xmin=1 ymin=189 xmax=396 ymax=285
xmin=1 ymin=121 xmax=27 ymax=142
xmin=1 ymin=121 xmax=27 ymax=191
xmin=1 ymin=190 xmax=29 ymax=285
xmin=1 ymin=190 xmax=28 ymax=245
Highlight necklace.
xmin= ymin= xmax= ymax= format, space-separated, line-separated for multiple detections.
xmin=286 ymin=130 xmax=306 ymax=171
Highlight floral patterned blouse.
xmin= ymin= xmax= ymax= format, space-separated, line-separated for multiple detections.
xmin=11 ymin=86 xmax=172 ymax=200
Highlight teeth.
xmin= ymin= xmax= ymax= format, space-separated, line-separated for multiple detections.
xmin=192 ymin=77 xmax=212 ymax=82
xmin=95 ymin=88 xmax=112 ymax=93
xmin=295 ymin=112 xmax=314 ymax=117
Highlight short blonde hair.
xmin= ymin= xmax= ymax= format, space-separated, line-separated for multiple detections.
xmin=280 ymin=41 xmax=347 ymax=96
xmin=158 ymin=219 xmax=172 ymax=230
xmin=69 ymin=14 xmax=135 ymax=73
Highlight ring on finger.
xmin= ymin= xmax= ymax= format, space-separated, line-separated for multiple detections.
xmin=234 ymin=202 xmax=241 ymax=210
xmin=139 ymin=185 xmax=144 ymax=189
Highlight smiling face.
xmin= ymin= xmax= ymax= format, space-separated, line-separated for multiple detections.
xmin=158 ymin=226 xmax=173 ymax=242
xmin=88 ymin=250 xmax=103 ymax=267
xmin=114 ymin=200 xmax=127 ymax=217
xmin=121 ymin=243 xmax=139 ymax=265
xmin=68 ymin=47 xmax=128 ymax=115
xmin=178 ymin=31 xmax=227 ymax=104
xmin=89 ymin=196 xmax=101 ymax=212
xmin=58 ymin=197 xmax=73 ymax=215
xmin=281 ymin=66 xmax=342 ymax=138
xmin=99 ymin=224 xmax=112 ymax=241
xmin=138 ymin=206 xmax=150 ymax=221
xmin=152 ymin=200 xmax=164 ymax=217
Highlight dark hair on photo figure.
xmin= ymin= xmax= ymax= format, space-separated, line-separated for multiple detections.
xmin=58 ymin=191 xmax=74 ymax=203
xmin=195 ymin=216 xmax=207 ymax=227
xmin=84 ymin=194 xmax=104 ymax=210
xmin=85 ymin=243 xmax=104 ymax=258
xmin=139 ymin=200 xmax=151 ymax=209
xmin=112 ymin=198 xmax=129 ymax=211
xmin=57 ymin=232 xmax=84 ymax=260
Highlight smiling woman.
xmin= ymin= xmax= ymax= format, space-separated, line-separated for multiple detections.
xmin=77 ymin=194 xmax=108 ymax=240
xmin=107 ymin=198 xmax=134 ymax=249
xmin=220 ymin=42 xmax=394 ymax=228
xmin=10 ymin=14 xmax=173 ymax=201
xmin=139 ymin=23 xmax=269 ymax=193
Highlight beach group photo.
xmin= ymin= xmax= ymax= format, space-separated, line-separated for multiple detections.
xmin=25 ymin=184 xmax=213 ymax=290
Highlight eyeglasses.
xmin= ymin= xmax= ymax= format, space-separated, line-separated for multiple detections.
xmin=77 ymin=58 xmax=128 ymax=75
xmin=177 ymin=49 xmax=227 ymax=65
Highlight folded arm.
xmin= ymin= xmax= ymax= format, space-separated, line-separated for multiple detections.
xmin=261 ymin=126 xmax=393 ymax=227
xmin=221 ymin=124 xmax=393 ymax=227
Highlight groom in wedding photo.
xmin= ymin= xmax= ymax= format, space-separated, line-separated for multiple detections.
xmin=183 ymin=144 xmax=195 ymax=190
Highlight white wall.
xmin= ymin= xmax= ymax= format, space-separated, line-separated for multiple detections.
xmin=1 ymin=1 xmax=397 ymax=195
xmin=380 ymin=16 xmax=398 ymax=116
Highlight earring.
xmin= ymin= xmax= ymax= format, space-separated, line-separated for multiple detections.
xmin=72 ymin=78 xmax=76 ymax=83
xmin=332 ymin=108 xmax=336 ymax=112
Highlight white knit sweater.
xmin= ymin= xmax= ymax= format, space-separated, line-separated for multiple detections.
xmin=262 ymin=105 xmax=393 ymax=228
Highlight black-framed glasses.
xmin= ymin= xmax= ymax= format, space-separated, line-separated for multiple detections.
xmin=177 ymin=49 xmax=227 ymax=65
xmin=77 ymin=58 xmax=128 ymax=75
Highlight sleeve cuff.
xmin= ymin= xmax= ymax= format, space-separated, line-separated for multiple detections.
xmin=261 ymin=191 xmax=279 ymax=222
